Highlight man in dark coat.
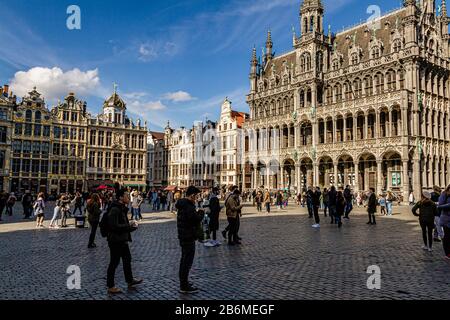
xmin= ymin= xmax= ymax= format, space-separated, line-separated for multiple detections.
xmin=22 ymin=191 xmax=33 ymax=219
xmin=208 ymin=188 xmax=221 ymax=244
xmin=328 ymin=186 xmax=337 ymax=224
xmin=367 ymin=188 xmax=377 ymax=225
xmin=176 ymin=186 xmax=204 ymax=294
xmin=306 ymin=187 xmax=314 ymax=218
xmin=343 ymin=185 xmax=353 ymax=219
xmin=106 ymin=189 xmax=142 ymax=294
xmin=311 ymin=187 xmax=321 ymax=228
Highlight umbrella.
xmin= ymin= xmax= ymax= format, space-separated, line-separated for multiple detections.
xmin=96 ymin=185 xmax=108 ymax=191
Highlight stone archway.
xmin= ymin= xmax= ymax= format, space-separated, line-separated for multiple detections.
xmin=357 ymin=153 xmax=377 ymax=191
xmin=336 ymin=154 xmax=355 ymax=189
xmin=318 ymin=156 xmax=333 ymax=187
xmin=299 ymin=158 xmax=313 ymax=191
xmin=381 ymin=151 xmax=402 ymax=192
xmin=282 ymin=159 xmax=295 ymax=191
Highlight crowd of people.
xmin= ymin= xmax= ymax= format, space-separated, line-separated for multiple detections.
xmin=0 ymin=182 xmax=449 ymax=295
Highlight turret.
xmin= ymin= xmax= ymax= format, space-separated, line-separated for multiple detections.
xmin=250 ymin=47 xmax=258 ymax=94
xmin=300 ymin=0 xmax=324 ymax=35
xmin=265 ymin=30 xmax=273 ymax=61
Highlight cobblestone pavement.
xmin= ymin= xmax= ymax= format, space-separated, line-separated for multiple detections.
xmin=0 ymin=202 xmax=449 ymax=300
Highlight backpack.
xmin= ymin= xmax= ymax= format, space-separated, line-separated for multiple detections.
xmin=99 ymin=204 xmax=113 ymax=238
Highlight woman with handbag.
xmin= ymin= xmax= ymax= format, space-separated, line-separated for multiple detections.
xmin=34 ymin=192 xmax=46 ymax=228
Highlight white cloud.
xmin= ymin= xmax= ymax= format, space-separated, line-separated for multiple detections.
xmin=10 ymin=67 xmax=101 ymax=102
xmin=163 ymin=91 xmax=196 ymax=102
xmin=123 ymin=92 xmax=149 ymax=100
xmin=138 ymin=43 xmax=158 ymax=62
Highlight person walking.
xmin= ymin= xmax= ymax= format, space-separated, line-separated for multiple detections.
xmin=60 ymin=194 xmax=71 ymax=228
xmin=412 ymin=191 xmax=437 ymax=252
xmin=49 ymin=195 xmax=62 ymax=229
xmin=0 ymin=191 xmax=7 ymax=221
xmin=385 ymin=191 xmax=394 ymax=216
xmin=255 ymin=191 xmax=262 ymax=212
xmin=431 ymin=186 xmax=443 ymax=242
xmin=22 ymin=191 xmax=33 ymax=219
xmin=208 ymin=188 xmax=221 ymax=246
xmin=311 ymin=187 xmax=321 ymax=228
xmin=409 ymin=192 xmax=415 ymax=206
xmin=367 ymin=188 xmax=377 ymax=225
xmin=73 ymin=192 xmax=84 ymax=216
xmin=34 ymin=192 xmax=46 ymax=228
xmin=437 ymin=185 xmax=450 ymax=260
xmin=225 ymin=189 xmax=243 ymax=245
xmin=160 ymin=192 xmax=167 ymax=211
xmin=176 ymin=186 xmax=204 ymax=294
xmin=167 ymin=190 xmax=174 ymax=213
xmin=276 ymin=191 xmax=283 ymax=210
xmin=87 ymin=193 xmax=102 ymax=248
xmin=6 ymin=192 xmax=16 ymax=217
xmin=264 ymin=189 xmax=271 ymax=214
xmin=322 ymin=188 xmax=329 ymax=217
xmin=335 ymin=190 xmax=345 ymax=228
xmin=328 ymin=186 xmax=337 ymax=224
xmin=106 ymin=189 xmax=142 ymax=294
xmin=343 ymin=185 xmax=353 ymax=219
xmin=306 ymin=187 xmax=314 ymax=218
xmin=378 ymin=194 xmax=387 ymax=216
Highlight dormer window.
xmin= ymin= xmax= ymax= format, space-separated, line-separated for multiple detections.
xmin=351 ymin=53 xmax=359 ymax=65
xmin=393 ymin=40 xmax=401 ymax=53
xmin=372 ymin=47 xmax=380 ymax=59
xmin=332 ymin=59 xmax=340 ymax=71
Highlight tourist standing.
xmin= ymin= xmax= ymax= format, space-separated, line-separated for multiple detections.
xmin=225 ymin=189 xmax=243 ymax=245
xmin=255 ymin=191 xmax=262 ymax=212
xmin=343 ymin=185 xmax=353 ymax=219
xmin=431 ymin=186 xmax=443 ymax=242
xmin=160 ymin=192 xmax=167 ymax=211
xmin=311 ymin=187 xmax=321 ymax=228
xmin=87 ymin=193 xmax=102 ymax=248
xmin=130 ymin=191 xmax=141 ymax=221
xmin=412 ymin=191 xmax=436 ymax=252
xmin=106 ymin=189 xmax=142 ymax=294
xmin=367 ymin=188 xmax=377 ymax=225
xmin=409 ymin=192 xmax=415 ymax=205
xmin=378 ymin=194 xmax=387 ymax=215
xmin=306 ymin=187 xmax=314 ymax=218
xmin=22 ymin=191 xmax=33 ymax=219
xmin=73 ymin=192 xmax=84 ymax=216
xmin=208 ymin=187 xmax=221 ymax=246
xmin=264 ymin=189 xmax=271 ymax=214
xmin=34 ymin=192 xmax=46 ymax=228
xmin=335 ymin=190 xmax=345 ymax=228
xmin=60 ymin=194 xmax=71 ymax=228
xmin=167 ymin=190 xmax=174 ymax=212
xmin=385 ymin=191 xmax=394 ymax=216
xmin=322 ymin=188 xmax=329 ymax=217
xmin=437 ymin=185 xmax=450 ymax=260
xmin=176 ymin=186 xmax=203 ymax=294
xmin=6 ymin=192 xmax=16 ymax=216
xmin=276 ymin=191 xmax=283 ymax=210
xmin=49 ymin=195 xmax=62 ymax=229
xmin=328 ymin=186 xmax=337 ymax=224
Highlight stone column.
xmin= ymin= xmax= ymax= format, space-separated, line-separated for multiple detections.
xmin=353 ymin=115 xmax=357 ymax=142
xmin=402 ymin=159 xmax=409 ymax=204
xmin=313 ymin=162 xmax=319 ymax=187
xmin=324 ymin=120 xmax=327 ymax=144
xmin=413 ymin=157 xmax=421 ymax=200
xmin=375 ymin=111 xmax=380 ymax=139
xmin=333 ymin=117 xmax=337 ymax=143
xmin=333 ymin=162 xmax=338 ymax=187
xmin=376 ymin=160 xmax=383 ymax=195
xmin=354 ymin=161 xmax=359 ymax=193
xmin=364 ymin=114 xmax=369 ymax=139
xmin=343 ymin=116 xmax=347 ymax=142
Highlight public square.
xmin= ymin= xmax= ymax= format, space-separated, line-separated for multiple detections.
xmin=0 ymin=202 xmax=449 ymax=300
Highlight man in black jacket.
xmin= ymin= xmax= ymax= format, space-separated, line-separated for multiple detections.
xmin=311 ymin=187 xmax=321 ymax=228
xmin=176 ymin=186 xmax=203 ymax=294
xmin=367 ymin=188 xmax=377 ymax=225
xmin=106 ymin=189 xmax=142 ymax=294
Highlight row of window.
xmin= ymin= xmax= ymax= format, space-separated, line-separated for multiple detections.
xmin=88 ymin=151 xmax=144 ymax=169
xmin=11 ymin=159 xmax=85 ymax=176
xmin=53 ymin=126 xmax=86 ymax=140
xmin=14 ymin=123 xmax=51 ymax=137
xmin=89 ymin=131 xmax=145 ymax=149
xmin=12 ymin=141 xmax=50 ymax=155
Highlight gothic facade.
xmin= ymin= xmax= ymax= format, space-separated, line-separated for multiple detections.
xmin=243 ymin=0 xmax=450 ymax=201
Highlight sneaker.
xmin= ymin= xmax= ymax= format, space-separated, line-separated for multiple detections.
xmin=422 ymin=245 xmax=428 ymax=250
xmin=204 ymin=241 xmax=215 ymax=247
xmin=179 ymin=286 xmax=199 ymax=294
xmin=213 ymin=240 xmax=221 ymax=246
xmin=128 ymin=278 xmax=143 ymax=288
xmin=312 ymin=224 xmax=320 ymax=228
xmin=428 ymin=247 xmax=433 ymax=252
xmin=107 ymin=287 xmax=123 ymax=294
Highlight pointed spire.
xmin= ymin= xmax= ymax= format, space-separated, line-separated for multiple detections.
xmin=442 ymin=0 xmax=448 ymax=17
xmin=251 ymin=46 xmax=257 ymax=65
xmin=266 ymin=30 xmax=273 ymax=61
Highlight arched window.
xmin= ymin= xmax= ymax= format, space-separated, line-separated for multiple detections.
xmin=35 ymin=110 xmax=42 ymax=123
xmin=332 ymin=59 xmax=339 ymax=71
xmin=25 ymin=110 xmax=32 ymax=122
xmin=372 ymin=46 xmax=380 ymax=59
xmin=310 ymin=16 xmax=314 ymax=32
xmin=393 ymin=40 xmax=401 ymax=53
xmin=354 ymin=78 xmax=362 ymax=98
xmin=375 ymin=73 xmax=384 ymax=93
xmin=365 ymin=76 xmax=373 ymax=96
xmin=344 ymin=81 xmax=352 ymax=100
xmin=335 ymin=84 xmax=342 ymax=102
xmin=387 ymin=70 xmax=396 ymax=91
xmin=428 ymin=39 xmax=434 ymax=54
xmin=326 ymin=86 xmax=333 ymax=104
xmin=399 ymin=70 xmax=405 ymax=89
xmin=304 ymin=18 xmax=308 ymax=34
xmin=301 ymin=56 xmax=306 ymax=72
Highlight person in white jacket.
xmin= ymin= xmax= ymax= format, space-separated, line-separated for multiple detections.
xmin=130 ymin=191 xmax=143 ymax=221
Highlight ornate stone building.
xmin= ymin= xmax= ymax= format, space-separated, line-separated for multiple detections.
xmin=167 ymin=126 xmax=193 ymax=188
xmin=0 ymin=85 xmax=14 ymax=192
xmin=216 ymin=98 xmax=248 ymax=189
xmin=243 ymin=0 xmax=450 ymax=201
xmin=147 ymin=130 xmax=169 ymax=189
xmin=86 ymin=90 xmax=148 ymax=190
xmin=10 ymin=88 xmax=52 ymax=194
xmin=49 ymin=93 xmax=88 ymax=195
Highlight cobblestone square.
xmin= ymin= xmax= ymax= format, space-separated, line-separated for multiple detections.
xmin=0 ymin=203 xmax=449 ymax=300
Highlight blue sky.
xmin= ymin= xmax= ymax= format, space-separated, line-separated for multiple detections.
xmin=0 ymin=0 xmax=405 ymax=130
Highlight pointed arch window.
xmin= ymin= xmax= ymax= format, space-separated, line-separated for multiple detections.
xmin=372 ymin=46 xmax=380 ymax=59
xmin=393 ymin=40 xmax=401 ymax=53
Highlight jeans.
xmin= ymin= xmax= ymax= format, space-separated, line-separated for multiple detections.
xmin=131 ymin=208 xmax=140 ymax=220
xmin=434 ymin=216 xmax=444 ymax=239
xmin=386 ymin=202 xmax=393 ymax=216
xmin=323 ymin=203 xmax=328 ymax=216
xmin=74 ymin=205 xmax=83 ymax=216
xmin=88 ymin=221 xmax=99 ymax=246
xmin=313 ymin=206 xmax=320 ymax=224
xmin=328 ymin=205 xmax=336 ymax=223
xmin=420 ymin=221 xmax=434 ymax=248
xmin=307 ymin=202 xmax=313 ymax=218
xmin=344 ymin=201 xmax=353 ymax=218
xmin=443 ymin=226 xmax=450 ymax=256
xmin=265 ymin=203 xmax=270 ymax=213
xmin=179 ymin=242 xmax=195 ymax=289
xmin=50 ymin=207 xmax=60 ymax=226
xmin=107 ymin=242 xmax=133 ymax=288
xmin=6 ymin=205 xmax=13 ymax=216
xmin=227 ymin=217 xmax=238 ymax=243
xmin=256 ymin=202 xmax=262 ymax=212
xmin=368 ymin=211 xmax=376 ymax=224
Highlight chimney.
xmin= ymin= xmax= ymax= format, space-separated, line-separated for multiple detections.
xmin=3 ymin=85 xmax=9 ymax=97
